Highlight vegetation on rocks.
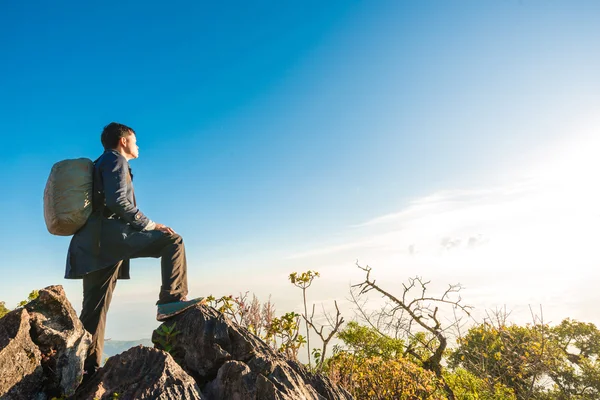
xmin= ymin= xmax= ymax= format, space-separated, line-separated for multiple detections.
xmin=0 ymin=301 xmax=8 ymax=319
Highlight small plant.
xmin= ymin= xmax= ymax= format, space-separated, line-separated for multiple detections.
xmin=312 ymin=347 xmax=322 ymax=366
xmin=17 ymin=290 xmax=40 ymax=307
xmin=289 ymin=270 xmax=320 ymax=368
xmin=154 ymin=322 xmax=180 ymax=354
xmin=0 ymin=301 xmax=9 ymax=319
xmin=206 ymin=294 xmax=235 ymax=315
xmin=265 ymin=311 xmax=306 ymax=359
xmin=1 ymin=290 xmax=41 ymax=319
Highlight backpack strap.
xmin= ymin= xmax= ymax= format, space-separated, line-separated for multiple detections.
xmin=91 ymin=156 xmax=104 ymax=261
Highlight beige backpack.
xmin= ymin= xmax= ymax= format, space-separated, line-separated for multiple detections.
xmin=43 ymin=158 xmax=94 ymax=236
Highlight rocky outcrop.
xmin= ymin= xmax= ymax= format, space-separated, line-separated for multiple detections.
xmin=152 ymin=305 xmax=352 ymax=400
xmin=1 ymin=286 xmax=351 ymax=400
xmin=25 ymin=285 xmax=91 ymax=397
xmin=74 ymin=346 xmax=203 ymax=400
xmin=0 ymin=308 xmax=44 ymax=399
xmin=0 ymin=285 xmax=91 ymax=399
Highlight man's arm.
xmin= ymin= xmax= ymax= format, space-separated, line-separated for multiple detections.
xmin=101 ymin=154 xmax=152 ymax=231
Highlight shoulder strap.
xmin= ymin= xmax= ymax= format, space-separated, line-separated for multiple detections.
xmin=91 ymin=155 xmax=104 ymax=260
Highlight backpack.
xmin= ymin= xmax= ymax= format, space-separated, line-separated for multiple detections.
xmin=43 ymin=158 xmax=95 ymax=236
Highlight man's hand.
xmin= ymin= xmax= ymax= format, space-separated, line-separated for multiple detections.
xmin=154 ymin=223 xmax=176 ymax=235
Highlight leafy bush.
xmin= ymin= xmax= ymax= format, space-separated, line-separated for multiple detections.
xmin=450 ymin=318 xmax=600 ymax=399
xmin=444 ymin=367 xmax=516 ymax=400
xmin=450 ymin=322 xmax=550 ymax=397
xmin=328 ymin=351 xmax=446 ymax=399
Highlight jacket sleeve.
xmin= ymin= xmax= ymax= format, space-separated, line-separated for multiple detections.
xmin=101 ymin=154 xmax=152 ymax=231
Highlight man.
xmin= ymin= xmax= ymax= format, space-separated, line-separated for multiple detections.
xmin=65 ymin=122 xmax=203 ymax=377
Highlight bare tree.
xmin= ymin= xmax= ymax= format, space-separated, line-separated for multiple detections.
xmin=351 ymin=262 xmax=473 ymax=400
xmin=304 ymin=300 xmax=345 ymax=371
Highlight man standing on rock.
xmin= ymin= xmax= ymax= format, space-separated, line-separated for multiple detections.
xmin=65 ymin=122 xmax=204 ymax=378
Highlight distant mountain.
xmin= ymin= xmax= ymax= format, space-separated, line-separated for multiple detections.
xmin=103 ymin=338 xmax=153 ymax=361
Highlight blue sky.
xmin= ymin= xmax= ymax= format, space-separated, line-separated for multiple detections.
xmin=2 ymin=1 xmax=600 ymax=339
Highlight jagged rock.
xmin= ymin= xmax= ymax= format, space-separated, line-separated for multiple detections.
xmin=0 ymin=308 xmax=44 ymax=399
xmin=247 ymin=354 xmax=323 ymax=399
xmin=202 ymin=360 xmax=255 ymax=399
xmin=152 ymin=305 xmax=352 ymax=400
xmin=74 ymin=345 xmax=203 ymax=400
xmin=25 ymin=285 xmax=91 ymax=398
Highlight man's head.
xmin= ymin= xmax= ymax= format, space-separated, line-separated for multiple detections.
xmin=101 ymin=122 xmax=139 ymax=160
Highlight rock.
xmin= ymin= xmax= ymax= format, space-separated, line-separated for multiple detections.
xmin=248 ymin=354 xmax=323 ymax=399
xmin=0 ymin=308 xmax=44 ymax=399
xmin=74 ymin=345 xmax=203 ymax=400
xmin=204 ymin=357 xmax=327 ymax=400
xmin=152 ymin=306 xmax=266 ymax=384
xmin=202 ymin=360 xmax=255 ymax=399
xmin=25 ymin=285 xmax=91 ymax=398
xmin=152 ymin=305 xmax=352 ymax=400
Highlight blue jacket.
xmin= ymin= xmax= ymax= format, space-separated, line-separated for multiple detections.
xmin=65 ymin=150 xmax=163 ymax=279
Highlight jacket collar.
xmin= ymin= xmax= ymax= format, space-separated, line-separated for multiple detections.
xmin=107 ymin=149 xmax=126 ymax=160
xmin=104 ymin=149 xmax=133 ymax=178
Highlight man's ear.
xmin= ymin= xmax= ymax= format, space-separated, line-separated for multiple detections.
xmin=119 ymin=136 xmax=128 ymax=147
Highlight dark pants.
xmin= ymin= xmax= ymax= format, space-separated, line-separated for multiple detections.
xmin=79 ymin=233 xmax=188 ymax=373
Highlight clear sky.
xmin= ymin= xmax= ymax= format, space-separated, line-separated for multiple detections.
xmin=1 ymin=1 xmax=599 ymax=340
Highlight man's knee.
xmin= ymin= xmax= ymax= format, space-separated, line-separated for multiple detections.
xmin=168 ymin=233 xmax=184 ymax=246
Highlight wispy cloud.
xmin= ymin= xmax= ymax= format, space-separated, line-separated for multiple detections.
xmin=287 ymin=179 xmax=540 ymax=261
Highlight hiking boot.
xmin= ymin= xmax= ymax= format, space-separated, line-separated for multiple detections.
xmin=156 ymin=297 xmax=206 ymax=321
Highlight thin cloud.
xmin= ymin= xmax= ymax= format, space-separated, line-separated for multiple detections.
xmin=289 ymin=179 xmax=536 ymax=261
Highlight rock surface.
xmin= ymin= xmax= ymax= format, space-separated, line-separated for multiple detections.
xmin=74 ymin=346 xmax=203 ymax=400
xmin=0 ymin=308 xmax=44 ymax=399
xmin=152 ymin=305 xmax=352 ymax=400
xmin=26 ymin=285 xmax=91 ymax=397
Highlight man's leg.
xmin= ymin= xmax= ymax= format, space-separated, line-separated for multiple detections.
xmin=80 ymin=262 xmax=122 ymax=374
xmin=130 ymin=233 xmax=188 ymax=304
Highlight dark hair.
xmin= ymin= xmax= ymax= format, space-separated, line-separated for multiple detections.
xmin=101 ymin=122 xmax=135 ymax=150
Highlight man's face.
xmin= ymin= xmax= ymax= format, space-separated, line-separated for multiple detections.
xmin=121 ymin=132 xmax=139 ymax=160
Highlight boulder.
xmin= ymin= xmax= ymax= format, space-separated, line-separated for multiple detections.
xmin=0 ymin=308 xmax=44 ymax=399
xmin=74 ymin=345 xmax=203 ymax=400
xmin=25 ymin=285 xmax=91 ymax=397
xmin=202 ymin=360 xmax=255 ymax=399
xmin=152 ymin=305 xmax=352 ymax=400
